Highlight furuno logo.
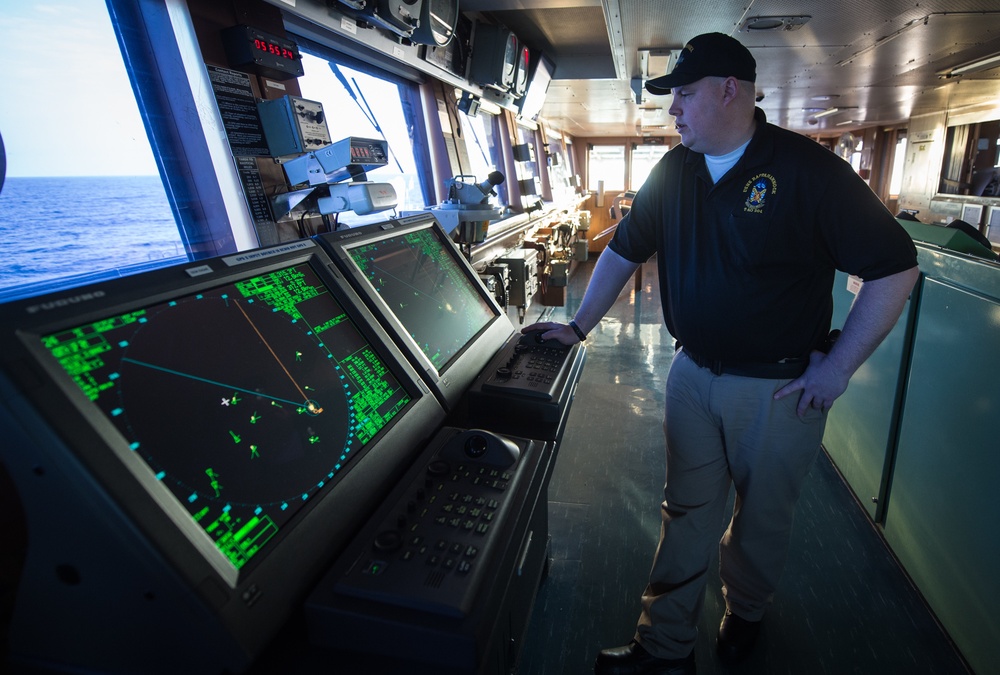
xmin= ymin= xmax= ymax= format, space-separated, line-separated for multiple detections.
xmin=337 ymin=229 xmax=372 ymax=239
xmin=26 ymin=291 xmax=107 ymax=314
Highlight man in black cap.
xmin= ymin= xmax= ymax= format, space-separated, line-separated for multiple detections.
xmin=522 ymin=32 xmax=919 ymax=675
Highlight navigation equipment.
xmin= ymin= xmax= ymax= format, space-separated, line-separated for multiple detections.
xmin=317 ymin=213 xmax=516 ymax=409
xmin=0 ymin=239 xmax=445 ymax=674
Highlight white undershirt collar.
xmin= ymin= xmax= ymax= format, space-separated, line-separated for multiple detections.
xmin=704 ymin=137 xmax=752 ymax=183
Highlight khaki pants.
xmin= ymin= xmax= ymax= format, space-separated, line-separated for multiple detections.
xmin=635 ymin=349 xmax=826 ymax=659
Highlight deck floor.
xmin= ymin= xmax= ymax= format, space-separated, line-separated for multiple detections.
xmin=517 ymin=257 xmax=970 ymax=675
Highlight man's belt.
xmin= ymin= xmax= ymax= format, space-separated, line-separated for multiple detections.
xmin=681 ymin=347 xmax=808 ymax=379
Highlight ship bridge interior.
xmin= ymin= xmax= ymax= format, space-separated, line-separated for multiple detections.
xmin=0 ymin=1 xmax=998 ymax=674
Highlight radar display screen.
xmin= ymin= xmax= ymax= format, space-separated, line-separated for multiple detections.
xmin=40 ymin=262 xmax=411 ymax=573
xmin=347 ymin=226 xmax=496 ymax=374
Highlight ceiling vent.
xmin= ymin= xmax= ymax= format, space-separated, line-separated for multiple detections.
xmin=738 ymin=16 xmax=811 ymax=32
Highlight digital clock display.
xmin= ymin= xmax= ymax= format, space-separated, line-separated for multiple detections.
xmin=222 ymin=25 xmax=304 ymax=81
xmin=253 ymin=38 xmax=297 ymax=63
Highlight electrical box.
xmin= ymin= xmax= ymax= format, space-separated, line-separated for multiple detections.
xmin=496 ymin=248 xmax=538 ymax=312
xmin=518 ymin=177 xmax=540 ymax=196
xmin=257 ymin=96 xmax=331 ymax=157
xmin=549 ymin=260 xmax=570 ymax=286
xmin=512 ymin=143 xmax=534 ymax=162
xmin=482 ymin=263 xmax=510 ymax=309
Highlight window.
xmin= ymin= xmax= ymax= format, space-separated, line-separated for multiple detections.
xmin=850 ymin=140 xmax=864 ymax=175
xmin=297 ymin=51 xmax=428 ymax=226
xmin=630 ymin=144 xmax=668 ymax=190
xmin=939 ymin=119 xmax=1000 ymax=196
xmin=545 ymin=131 xmax=576 ymax=203
xmin=588 ymin=145 xmax=625 ymax=192
xmin=0 ymin=0 xmax=185 ymax=300
xmin=458 ymin=109 xmax=500 ymax=181
xmin=888 ymin=133 xmax=907 ymax=199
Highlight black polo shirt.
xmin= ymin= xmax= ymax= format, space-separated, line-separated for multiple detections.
xmin=609 ymin=108 xmax=917 ymax=363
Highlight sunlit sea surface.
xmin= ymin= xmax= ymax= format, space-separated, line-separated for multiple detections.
xmin=0 ymin=176 xmax=186 ymax=298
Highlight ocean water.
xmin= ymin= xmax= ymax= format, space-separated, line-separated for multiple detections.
xmin=0 ymin=176 xmax=187 ymax=297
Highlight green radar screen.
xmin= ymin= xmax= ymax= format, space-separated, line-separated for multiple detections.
xmin=42 ymin=264 xmax=410 ymax=570
xmin=348 ymin=227 xmax=495 ymax=370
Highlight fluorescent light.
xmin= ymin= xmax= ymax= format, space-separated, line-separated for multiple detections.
xmin=813 ymin=107 xmax=840 ymax=118
xmin=949 ymin=52 xmax=1000 ymax=76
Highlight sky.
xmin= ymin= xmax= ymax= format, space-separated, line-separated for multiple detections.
xmin=0 ymin=1 xmax=159 ymax=177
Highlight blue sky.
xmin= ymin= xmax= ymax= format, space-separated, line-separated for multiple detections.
xmin=0 ymin=1 xmax=159 ymax=176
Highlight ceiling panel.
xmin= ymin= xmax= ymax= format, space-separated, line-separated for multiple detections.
xmin=470 ymin=0 xmax=1000 ymax=138
xmin=485 ymin=6 xmax=616 ymax=78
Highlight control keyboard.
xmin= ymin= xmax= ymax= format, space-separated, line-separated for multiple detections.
xmin=481 ymin=330 xmax=572 ymax=400
xmin=317 ymin=427 xmax=535 ymax=619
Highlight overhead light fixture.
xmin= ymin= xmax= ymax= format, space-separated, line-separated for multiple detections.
xmin=639 ymin=48 xmax=677 ymax=79
xmin=635 ymin=48 xmax=679 ymax=104
xmin=942 ymin=52 xmax=1000 ymax=78
xmin=835 ymin=16 xmax=924 ymax=67
xmin=835 ymin=119 xmax=856 ymax=126
xmin=738 ymin=15 xmax=811 ymax=32
xmin=813 ymin=107 xmax=841 ymax=118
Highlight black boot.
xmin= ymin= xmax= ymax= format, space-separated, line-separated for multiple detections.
xmin=716 ymin=609 xmax=762 ymax=663
xmin=594 ymin=640 xmax=696 ymax=675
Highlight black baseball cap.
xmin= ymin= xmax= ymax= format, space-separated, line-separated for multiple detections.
xmin=645 ymin=33 xmax=756 ymax=95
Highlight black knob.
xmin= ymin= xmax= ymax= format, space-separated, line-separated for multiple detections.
xmin=427 ymin=460 xmax=450 ymax=476
xmin=373 ymin=530 xmax=402 ymax=552
xmin=495 ymin=366 xmax=511 ymax=380
xmin=465 ymin=434 xmax=489 ymax=459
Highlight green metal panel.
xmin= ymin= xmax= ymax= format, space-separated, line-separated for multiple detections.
xmin=897 ymin=219 xmax=998 ymax=261
xmin=883 ymin=275 xmax=1000 ymax=675
xmin=822 ymin=271 xmax=914 ymax=521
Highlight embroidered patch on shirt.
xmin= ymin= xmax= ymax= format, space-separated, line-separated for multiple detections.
xmin=742 ymin=173 xmax=777 ymax=214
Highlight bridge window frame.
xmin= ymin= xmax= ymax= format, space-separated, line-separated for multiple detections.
xmin=587 ymin=143 xmax=626 ymax=193
xmin=0 ymin=0 xmax=256 ymax=302
xmin=294 ymin=47 xmax=433 ymax=226
xmin=939 ymin=119 xmax=1000 ymax=197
